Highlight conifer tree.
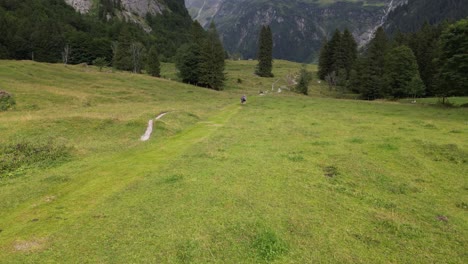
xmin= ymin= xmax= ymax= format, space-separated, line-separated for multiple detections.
xmin=329 ymin=29 xmax=345 ymax=75
xmin=317 ymin=39 xmax=332 ymax=80
xmin=359 ymin=27 xmax=389 ymax=99
xmin=383 ymin=45 xmax=422 ymax=98
xmin=175 ymin=22 xmax=204 ymax=84
xmin=436 ymin=18 xmax=468 ymax=102
xmin=256 ymin=25 xmax=273 ymax=77
xmin=146 ymin=46 xmax=160 ymax=77
xmin=199 ymin=22 xmax=226 ymax=90
xmin=113 ymin=26 xmax=133 ymax=71
xmin=341 ymin=28 xmax=357 ymax=79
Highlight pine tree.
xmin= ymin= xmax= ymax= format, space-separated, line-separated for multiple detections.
xmin=147 ymin=46 xmax=160 ymax=77
xmin=175 ymin=43 xmax=201 ymax=84
xmin=198 ymin=22 xmax=226 ymax=90
xmin=329 ymin=29 xmax=345 ymax=76
xmin=436 ymin=18 xmax=468 ymax=102
xmin=113 ymin=26 xmax=133 ymax=71
xmin=256 ymin=25 xmax=273 ymax=77
xmin=175 ymin=22 xmax=205 ymax=84
xmin=383 ymin=45 xmax=422 ymax=98
xmin=317 ymin=39 xmax=332 ymax=80
xmin=359 ymin=27 xmax=389 ymax=99
xmin=341 ymin=28 xmax=357 ymax=79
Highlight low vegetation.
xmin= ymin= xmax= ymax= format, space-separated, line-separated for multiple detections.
xmin=0 ymin=60 xmax=466 ymax=262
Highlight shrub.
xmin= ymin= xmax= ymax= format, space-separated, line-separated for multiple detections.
xmin=0 ymin=90 xmax=16 ymax=111
xmin=0 ymin=140 xmax=71 ymax=178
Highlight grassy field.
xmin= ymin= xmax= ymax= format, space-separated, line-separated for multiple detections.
xmin=0 ymin=60 xmax=467 ymax=263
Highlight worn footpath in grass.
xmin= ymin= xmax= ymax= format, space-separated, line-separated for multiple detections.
xmin=0 ymin=60 xmax=467 ymax=263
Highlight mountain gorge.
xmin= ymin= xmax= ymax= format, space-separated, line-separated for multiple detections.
xmin=186 ymin=0 xmax=408 ymax=62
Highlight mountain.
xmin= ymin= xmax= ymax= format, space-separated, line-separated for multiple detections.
xmin=384 ymin=0 xmax=468 ymax=34
xmin=185 ymin=0 xmax=407 ymax=62
xmin=65 ymin=0 xmax=187 ymax=32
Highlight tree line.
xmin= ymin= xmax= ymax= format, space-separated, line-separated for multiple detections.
xmin=318 ymin=18 xmax=468 ymax=102
xmin=0 ymin=0 xmax=228 ymax=90
xmin=0 ymin=0 xmax=193 ymax=63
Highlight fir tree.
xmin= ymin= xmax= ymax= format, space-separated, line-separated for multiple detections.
xmin=198 ymin=22 xmax=226 ymax=90
xmin=147 ymin=46 xmax=160 ymax=77
xmin=383 ymin=45 xmax=422 ymax=98
xmin=256 ymin=25 xmax=273 ymax=77
xmin=317 ymin=39 xmax=332 ymax=80
xmin=341 ymin=28 xmax=357 ymax=79
xmin=175 ymin=22 xmax=205 ymax=84
xmin=359 ymin=27 xmax=389 ymax=100
xmin=175 ymin=43 xmax=201 ymax=84
xmin=436 ymin=18 xmax=468 ymax=102
xmin=329 ymin=29 xmax=345 ymax=75
xmin=113 ymin=26 xmax=133 ymax=71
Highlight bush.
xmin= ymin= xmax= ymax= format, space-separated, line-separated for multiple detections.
xmin=0 ymin=90 xmax=16 ymax=111
xmin=0 ymin=140 xmax=71 ymax=178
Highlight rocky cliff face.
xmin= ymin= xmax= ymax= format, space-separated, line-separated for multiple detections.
xmin=64 ymin=0 xmax=93 ymax=14
xmin=65 ymin=0 xmax=169 ymax=32
xmin=65 ymin=0 xmax=166 ymax=15
xmin=186 ymin=0 xmax=408 ymax=62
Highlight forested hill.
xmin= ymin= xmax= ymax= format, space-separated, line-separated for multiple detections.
xmin=0 ymin=0 xmax=192 ymax=63
xmin=384 ymin=0 xmax=468 ymax=34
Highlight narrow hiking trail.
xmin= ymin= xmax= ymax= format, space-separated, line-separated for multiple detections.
xmin=140 ymin=112 xmax=168 ymax=141
xmin=0 ymin=104 xmax=241 ymax=257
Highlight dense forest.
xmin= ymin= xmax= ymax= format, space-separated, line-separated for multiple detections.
xmin=0 ymin=0 xmax=192 ymax=64
xmin=318 ymin=18 xmax=468 ymax=101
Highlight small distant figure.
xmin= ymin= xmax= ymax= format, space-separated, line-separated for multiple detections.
xmin=241 ymin=95 xmax=247 ymax=104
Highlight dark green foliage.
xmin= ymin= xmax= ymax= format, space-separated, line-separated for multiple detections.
xmin=406 ymin=22 xmax=445 ymax=96
xmin=0 ymin=140 xmax=71 ymax=178
xmin=198 ymin=23 xmax=226 ymax=90
xmin=93 ymin=57 xmax=108 ymax=71
xmin=352 ymin=27 xmax=389 ymax=100
xmin=329 ymin=29 xmax=345 ymax=75
xmin=318 ymin=28 xmax=357 ymax=81
xmin=147 ymin=46 xmax=161 ymax=77
xmin=296 ymin=65 xmax=313 ymax=95
xmin=341 ymin=29 xmax=358 ymax=79
xmin=113 ymin=26 xmax=133 ymax=71
xmin=256 ymin=26 xmax=273 ymax=77
xmin=98 ymin=0 xmax=122 ymax=21
xmin=0 ymin=90 xmax=15 ymax=111
xmin=176 ymin=22 xmax=225 ymax=90
xmin=317 ymin=40 xmax=332 ymax=80
xmin=0 ymin=0 xmax=192 ymax=65
xmin=407 ymin=75 xmax=426 ymax=99
xmin=383 ymin=45 xmax=422 ymax=98
xmin=436 ymin=18 xmax=468 ymax=102
xmin=176 ymin=43 xmax=202 ymax=84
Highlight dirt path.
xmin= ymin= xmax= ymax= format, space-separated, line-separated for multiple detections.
xmin=140 ymin=112 xmax=167 ymax=141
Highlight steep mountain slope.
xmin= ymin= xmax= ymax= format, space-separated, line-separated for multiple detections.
xmin=384 ymin=0 xmax=468 ymax=34
xmin=65 ymin=0 xmax=187 ymax=32
xmin=186 ymin=0 xmax=407 ymax=62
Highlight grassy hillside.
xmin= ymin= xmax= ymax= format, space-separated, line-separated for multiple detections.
xmin=0 ymin=60 xmax=467 ymax=263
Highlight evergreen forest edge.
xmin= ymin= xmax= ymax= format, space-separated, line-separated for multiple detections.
xmin=0 ymin=0 xmax=466 ymax=100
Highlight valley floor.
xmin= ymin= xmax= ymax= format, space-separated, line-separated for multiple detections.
xmin=0 ymin=60 xmax=466 ymax=263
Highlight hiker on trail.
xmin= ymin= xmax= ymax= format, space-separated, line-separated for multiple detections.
xmin=241 ymin=95 xmax=247 ymax=104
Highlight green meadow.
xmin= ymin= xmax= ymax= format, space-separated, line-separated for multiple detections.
xmin=0 ymin=60 xmax=467 ymax=263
